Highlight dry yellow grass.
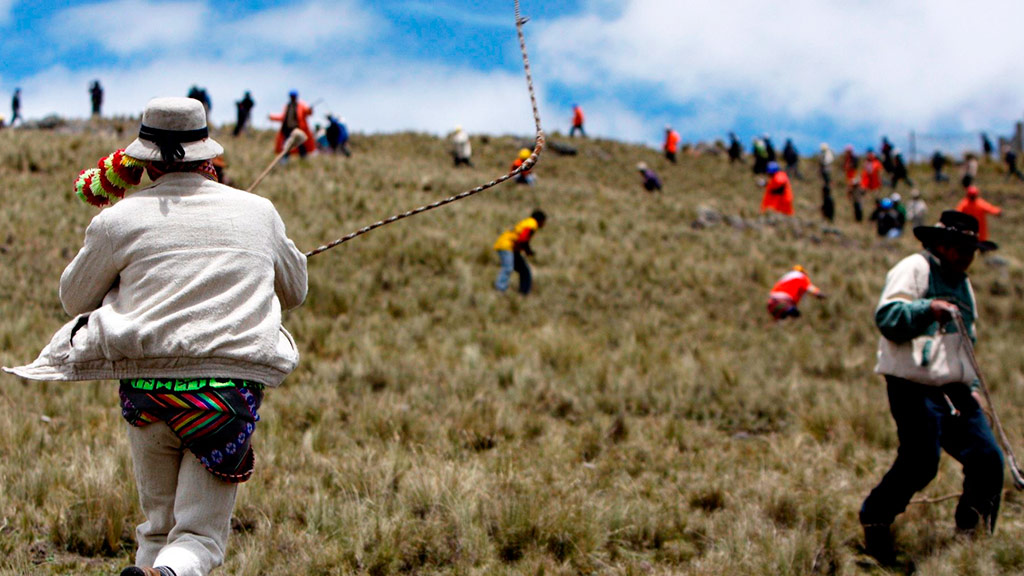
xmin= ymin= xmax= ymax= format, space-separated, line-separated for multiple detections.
xmin=1 ymin=122 xmax=1024 ymax=575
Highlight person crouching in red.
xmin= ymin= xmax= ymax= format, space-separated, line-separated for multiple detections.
xmin=767 ymin=265 xmax=827 ymax=320
xmin=760 ymin=161 xmax=794 ymax=216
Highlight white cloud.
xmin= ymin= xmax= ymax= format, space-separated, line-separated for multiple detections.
xmin=0 ymin=0 xmax=15 ymax=25
xmin=224 ymin=0 xmax=382 ymax=53
xmin=50 ymin=0 xmax=207 ymax=55
xmin=535 ymin=0 xmax=1024 ymax=138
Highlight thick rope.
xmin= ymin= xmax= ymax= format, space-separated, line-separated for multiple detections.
xmin=954 ymin=311 xmax=1024 ymax=490
xmin=305 ymin=0 xmax=545 ymax=258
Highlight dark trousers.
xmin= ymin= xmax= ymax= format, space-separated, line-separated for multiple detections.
xmin=513 ymin=251 xmax=532 ymax=295
xmin=860 ymin=377 xmax=1004 ymax=532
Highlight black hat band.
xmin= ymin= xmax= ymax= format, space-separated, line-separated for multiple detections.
xmin=138 ymin=125 xmax=209 ymax=163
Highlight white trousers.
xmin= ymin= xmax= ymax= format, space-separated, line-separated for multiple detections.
xmin=127 ymin=422 xmax=238 ymax=576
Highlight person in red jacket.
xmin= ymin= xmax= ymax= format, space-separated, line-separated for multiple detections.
xmin=955 ymin=185 xmax=1002 ymax=242
xmin=760 ymin=161 xmax=794 ymax=216
xmin=663 ymin=125 xmax=680 ymax=163
xmin=269 ymin=91 xmax=316 ymax=157
xmin=767 ymin=265 xmax=826 ymax=320
xmin=861 ymin=150 xmax=883 ymax=192
xmin=569 ymin=104 xmax=586 ymax=138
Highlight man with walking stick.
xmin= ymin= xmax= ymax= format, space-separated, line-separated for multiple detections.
xmin=860 ymin=211 xmax=1004 ymax=565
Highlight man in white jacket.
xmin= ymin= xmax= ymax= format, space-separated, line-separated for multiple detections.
xmin=860 ymin=210 xmax=1003 ymax=564
xmin=5 ymin=97 xmax=307 ymax=576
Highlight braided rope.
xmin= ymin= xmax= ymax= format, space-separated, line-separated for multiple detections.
xmin=305 ymin=0 xmax=545 ymax=258
xmin=954 ymin=312 xmax=1024 ymax=490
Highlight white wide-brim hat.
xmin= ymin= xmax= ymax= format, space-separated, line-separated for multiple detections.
xmin=125 ymin=97 xmax=223 ymax=162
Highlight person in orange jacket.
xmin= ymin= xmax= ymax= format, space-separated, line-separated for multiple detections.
xmin=767 ymin=265 xmax=826 ymax=320
xmin=269 ymin=90 xmax=316 ymax=157
xmin=861 ymin=150 xmax=884 ymax=192
xmin=955 ymin=185 xmax=1002 ymax=242
xmin=569 ymin=104 xmax=586 ymax=138
xmin=663 ymin=125 xmax=680 ymax=163
xmin=760 ymin=161 xmax=794 ymax=215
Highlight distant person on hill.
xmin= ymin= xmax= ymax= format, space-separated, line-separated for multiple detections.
xmin=782 ymin=138 xmax=803 ymax=180
xmin=981 ymin=132 xmax=994 ymax=161
xmin=10 ymin=88 xmax=22 ymax=126
xmin=269 ymin=91 xmax=316 ymax=158
xmin=3 ymin=96 xmax=308 ymax=576
xmin=512 ymin=148 xmax=535 ymax=185
xmin=906 ymin=188 xmax=928 ymax=228
xmin=89 ymin=80 xmax=104 ymax=117
xmin=663 ymin=126 xmax=681 ymax=163
xmin=450 ymin=125 xmax=472 ymax=167
xmin=931 ymin=150 xmax=950 ymax=183
xmin=1002 ymin=144 xmax=1024 ymax=181
xmin=325 ymin=115 xmax=351 ymax=157
xmin=767 ymin=265 xmax=826 ymax=320
xmin=889 ymin=149 xmax=913 ymax=189
xmin=493 ymin=210 xmax=546 ymax=295
xmin=961 ymin=153 xmax=979 ymax=189
xmin=861 ymin=150 xmax=883 ymax=193
xmin=955 ymin=185 xmax=1001 ymax=242
xmin=233 ymin=91 xmax=255 ymax=137
xmin=870 ymin=197 xmax=904 ymax=238
xmin=842 ymin=145 xmax=859 ymax=190
xmin=880 ymin=136 xmax=895 ymax=175
xmin=818 ymin=143 xmax=834 ymax=186
xmin=636 ymin=162 xmax=662 ymax=192
xmin=663 ymin=125 xmax=680 ymax=163
xmin=752 ymin=138 xmax=769 ymax=174
xmin=187 ymin=85 xmax=211 ymax=122
xmin=822 ymin=183 xmax=835 ymax=222
xmin=759 ymin=161 xmax=794 ymax=216
xmin=848 ymin=180 xmax=866 ymax=223
xmin=569 ymin=104 xmax=586 ymax=138
xmin=728 ymin=132 xmax=743 ymax=163
xmin=763 ymin=134 xmax=777 ymax=161
xmin=860 ymin=210 xmax=1002 ymax=565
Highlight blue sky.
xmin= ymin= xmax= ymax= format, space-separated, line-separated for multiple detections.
xmin=3 ymin=0 xmax=1024 ymax=158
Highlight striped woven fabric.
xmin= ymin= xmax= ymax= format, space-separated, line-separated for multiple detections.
xmin=119 ymin=378 xmax=263 ymax=483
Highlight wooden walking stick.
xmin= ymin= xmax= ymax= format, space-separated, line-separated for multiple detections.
xmin=954 ymin=310 xmax=1024 ymax=490
xmin=247 ymin=128 xmax=308 ymax=193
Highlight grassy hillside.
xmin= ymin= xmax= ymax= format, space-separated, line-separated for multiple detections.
xmin=2 ymin=122 xmax=1024 ymax=575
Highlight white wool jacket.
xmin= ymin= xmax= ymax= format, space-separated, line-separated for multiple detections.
xmin=4 ymin=173 xmax=307 ymax=387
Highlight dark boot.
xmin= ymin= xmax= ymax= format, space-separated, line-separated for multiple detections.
xmin=862 ymin=523 xmax=896 ymax=565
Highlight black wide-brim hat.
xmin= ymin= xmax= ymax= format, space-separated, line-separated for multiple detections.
xmin=913 ymin=210 xmax=998 ymax=252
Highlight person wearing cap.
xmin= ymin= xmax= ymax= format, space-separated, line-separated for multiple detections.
xmin=767 ymin=265 xmax=826 ymax=320
xmin=869 ymin=197 xmax=904 ymax=238
xmin=493 ymin=210 xmax=546 ymax=295
xmin=859 ymin=210 xmax=1003 ymax=564
xmin=760 ymin=161 xmax=794 ymax=216
xmin=269 ymin=90 xmax=316 ymax=157
xmin=955 ymin=185 xmax=1002 ymax=242
xmin=569 ymin=103 xmax=586 ymax=138
xmin=636 ymin=162 xmax=662 ymax=192
xmin=450 ymin=125 xmax=472 ymax=167
xmin=512 ymin=148 xmax=535 ymax=185
xmin=663 ymin=126 xmax=680 ymax=163
xmin=4 ymin=97 xmax=308 ymax=576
